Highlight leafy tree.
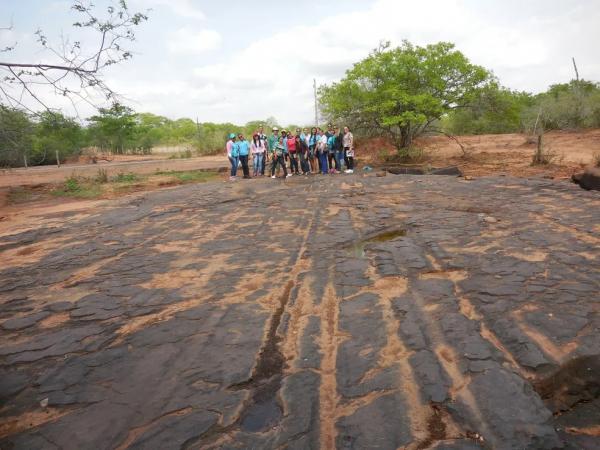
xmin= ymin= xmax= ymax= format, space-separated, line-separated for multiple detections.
xmin=528 ymin=80 xmax=600 ymax=130
xmin=319 ymin=41 xmax=491 ymax=151
xmin=445 ymin=82 xmax=534 ymax=134
xmin=0 ymin=106 xmax=33 ymax=166
xmin=32 ymin=112 xmax=84 ymax=164
xmin=87 ymin=103 xmax=136 ymax=153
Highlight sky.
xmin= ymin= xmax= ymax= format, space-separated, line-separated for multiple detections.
xmin=1 ymin=0 xmax=600 ymax=125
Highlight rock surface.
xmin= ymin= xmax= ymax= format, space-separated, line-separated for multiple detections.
xmin=0 ymin=174 xmax=599 ymax=449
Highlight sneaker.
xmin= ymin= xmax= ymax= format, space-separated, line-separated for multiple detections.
xmin=347 ymin=169 xmax=354 ymax=174
xmin=271 ymin=175 xmax=276 ymax=179
xmin=286 ymin=174 xmax=292 ymax=178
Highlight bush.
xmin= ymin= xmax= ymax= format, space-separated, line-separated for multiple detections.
xmin=113 ymin=172 xmax=138 ymax=183
xmin=64 ymin=176 xmax=80 ymax=192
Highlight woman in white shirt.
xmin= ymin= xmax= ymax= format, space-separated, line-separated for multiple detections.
xmin=342 ymin=126 xmax=354 ymax=173
xmin=251 ymin=133 xmax=266 ymax=177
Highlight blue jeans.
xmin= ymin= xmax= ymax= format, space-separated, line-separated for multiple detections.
xmin=229 ymin=155 xmax=239 ymax=177
xmin=318 ymin=152 xmax=328 ymax=174
xmin=253 ymin=153 xmax=264 ymax=174
xmin=336 ymin=150 xmax=345 ymax=170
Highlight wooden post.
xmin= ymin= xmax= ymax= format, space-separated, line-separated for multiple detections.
xmin=56 ymin=150 xmax=60 ymax=167
xmin=23 ymin=154 xmax=28 ymax=168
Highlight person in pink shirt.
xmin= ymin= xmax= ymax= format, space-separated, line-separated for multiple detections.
xmin=287 ymin=131 xmax=299 ymax=175
xmin=250 ymin=133 xmax=266 ymax=177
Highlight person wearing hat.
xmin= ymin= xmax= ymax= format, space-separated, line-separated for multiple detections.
xmin=268 ymin=127 xmax=288 ymax=177
xmin=237 ymin=133 xmax=251 ymax=178
xmin=226 ymin=133 xmax=239 ymax=180
xmin=270 ymin=135 xmax=290 ymax=179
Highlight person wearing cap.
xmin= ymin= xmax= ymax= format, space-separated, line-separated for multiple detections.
xmin=268 ymin=127 xmax=280 ymax=175
xmin=251 ymin=133 xmax=266 ymax=177
xmin=271 ymin=135 xmax=290 ymax=179
xmin=226 ymin=133 xmax=239 ymax=180
xmin=237 ymin=133 xmax=251 ymax=178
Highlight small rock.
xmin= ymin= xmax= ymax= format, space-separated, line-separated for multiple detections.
xmin=484 ymin=216 xmax=498 ymax=223
xmin=40 ymin=398 xmax=49 ymax=408
xmin=376 ymin=171 xmax=387 ymax=177
xmin=464 ymin=175 xmax=474 ymax=181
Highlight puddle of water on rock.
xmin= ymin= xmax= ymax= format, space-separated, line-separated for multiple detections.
xmin=240 ymin=396 xmax=282 ymax=432
xmin=347 ymin=229 xmax=407 ymax=258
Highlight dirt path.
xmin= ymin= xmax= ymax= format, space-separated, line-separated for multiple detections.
xmin=0 ymin=155 xmax=227 ymax=188
xmin=0 ymin=174 xmax=598 ymax=449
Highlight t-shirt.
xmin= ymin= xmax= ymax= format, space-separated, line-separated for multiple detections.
xmin=226 ymin=139 xmax=234 ymax=157
xmin=251 ymin=140 xmax=265 ymax=154
xmin=287 ymin=137 xmax=297 ymax=152
xmin=238 ymin=140 xmax=250 ymax=156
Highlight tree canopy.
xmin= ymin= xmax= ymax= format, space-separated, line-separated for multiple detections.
xmin=319 ymin=41 xmax=491 ymax=150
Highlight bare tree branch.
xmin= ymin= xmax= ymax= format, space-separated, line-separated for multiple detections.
xmin=0 ymin=0 xmax=148 ymax=116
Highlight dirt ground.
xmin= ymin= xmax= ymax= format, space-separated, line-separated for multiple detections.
xmin=0 ymin=172 xmax=598 ymax=449
xmin=361 ymin=129 xmax=600 ymax=178
xmin=0 ymin=155 xmax=226 ymax=189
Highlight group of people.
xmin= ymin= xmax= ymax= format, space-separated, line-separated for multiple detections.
xmin=225 ymin=125 xmax=355 ymax=180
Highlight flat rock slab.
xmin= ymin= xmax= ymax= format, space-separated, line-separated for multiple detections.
xmin=0 ymin=174 xmax=599 ymax=449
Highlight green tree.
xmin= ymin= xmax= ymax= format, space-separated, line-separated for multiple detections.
xmin=445 ymin=82 xmax=534 ymax=135
xmin=33 ymin=111 xmax=84 ymax=164
xmin=319 ymin=41 xmax=491 ymax=151
xmin=528 ymin=80 xmax=600 ymax=130
xmin=0 ymin=106 xmax=34 ymax=167
xmin=87 ymin=103 xmax=137 ymax=153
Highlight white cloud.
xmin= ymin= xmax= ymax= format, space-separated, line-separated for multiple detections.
xmin=167 ymin=28 xmax=221 ymax=54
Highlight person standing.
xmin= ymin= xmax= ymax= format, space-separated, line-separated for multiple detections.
xmin=334 ymin=126 xmax=345 ymax=172
xmin=327 ymin=132 xmax=338 ymax=173
xmin=271 ymin=136 xmax=290 ymax=178
xmin=287 ymin=131 xmax=299 ymax=175
xmin=226 ymin=133 xmax=239 ymax=181
xmin=308 ymin=127 xmax=318 ymax=173
xmin=343 ymin=126 xmax=355 ymax=173
xmin=257 ymin=125 xmax=268 ymax=175
xmin=237 ymin=134 xmax=251 ymax=178
xmin=318 ymin=129 xmax=329 ymax=175
xmin=296 ymin=134 xmax=309 ymax=175
xmin=268 ymin=127 xmax=281 ymax=176
xmin=251 ymin=133 xmax=266 ymax=177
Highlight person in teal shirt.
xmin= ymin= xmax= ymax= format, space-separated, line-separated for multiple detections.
xmin=237 ymin=133 xmax=251 ymax=178
xmin=270 ymin=136 xmax=290 ymax=178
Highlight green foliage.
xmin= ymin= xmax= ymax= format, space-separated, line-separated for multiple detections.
xmin=33 ymin=111 xmax=84 ymax=164
xmin=113 ymin=172 xmax=139 ymax=183
xmin=64 ymin=176 xmax=81 ymax=192
xmin=0 ymin=106 xmax=34 ymax=167
xmin=445 ymin=83 xmax=534 ymax=134
xmin=526 ymin=80 xmax=600 ymax=130
xmin=319 ymin=40 xmax=491 ymax=151
xmin=87 ymin=103 xmax=137 ymax=153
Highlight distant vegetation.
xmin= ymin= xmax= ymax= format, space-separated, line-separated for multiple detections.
xmin=2 ymin=39 xmax=600 ymax=167
xmin=319 ymin=40 xmax=600 ymax=156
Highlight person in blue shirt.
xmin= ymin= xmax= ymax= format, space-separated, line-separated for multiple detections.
xmin=237 ymin=133 xmax=251 ymax=178
xmin=327 ymin=132 xmax=338 ymax=173
xmin=226 ymin=133 xmax=239 ymax=180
